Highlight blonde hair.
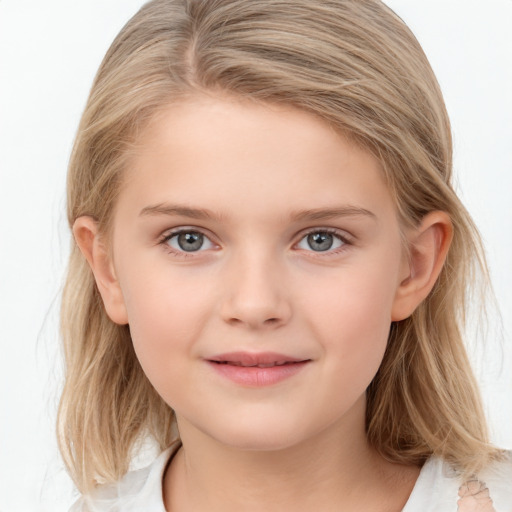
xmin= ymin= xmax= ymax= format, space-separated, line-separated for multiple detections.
xmin=58 ymin=0 xmax=500 ymax=493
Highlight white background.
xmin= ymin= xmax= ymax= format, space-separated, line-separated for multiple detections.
xmin=0 ymin=1 xmax=511 ymax=510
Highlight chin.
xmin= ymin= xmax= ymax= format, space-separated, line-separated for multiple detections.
xmin=199 ymin=415 xmax=314 ymax=453
xmin=224 ymin=432 xmax=297 ymax=452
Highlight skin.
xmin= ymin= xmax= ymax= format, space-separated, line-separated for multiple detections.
xmin=75 ymin=95 xmax=452 ymax=511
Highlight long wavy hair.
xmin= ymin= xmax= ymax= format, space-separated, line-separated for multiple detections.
xmin=58 ymin=0 xmax=500 ymax=494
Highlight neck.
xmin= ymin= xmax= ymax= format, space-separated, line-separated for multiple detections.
xmin=163 ymin=398 xmax=419 ymax=512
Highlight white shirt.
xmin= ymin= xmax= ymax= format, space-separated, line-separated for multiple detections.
xmin=71 ymin=446 xmax=512 ymax=511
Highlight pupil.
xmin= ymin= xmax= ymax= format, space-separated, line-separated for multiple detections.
xmin=178 ymin=232 xmax=203 ymax=251
xmin=308 ymin=232 xmax=333 ymax=251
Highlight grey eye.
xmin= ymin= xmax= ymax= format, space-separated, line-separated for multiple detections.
xmin=168 ymin=231 xmax=213 ymax=252
xmin=297 ymin=231 xmax=344 ymax=252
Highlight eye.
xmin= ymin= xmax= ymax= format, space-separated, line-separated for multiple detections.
xmin=164 ymin=230 xmax=215 ymax=253
xmin=296 ymin=230 xmax=346 ymax=252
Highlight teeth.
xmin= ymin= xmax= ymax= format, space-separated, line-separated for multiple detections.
xmin=222 ymin=361 xmax=292 ymax=368
xmin=213 ymin=359 xmax=302 ymax=367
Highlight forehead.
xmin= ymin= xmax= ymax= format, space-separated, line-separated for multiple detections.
xmin=119 ymin=95 xmax=395 ymax=224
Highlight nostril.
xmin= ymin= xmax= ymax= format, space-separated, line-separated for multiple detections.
xmin=220 ymin=293 xmax=292 ymax=328
xmin=225 ymin=316 xmax=283 ymax=328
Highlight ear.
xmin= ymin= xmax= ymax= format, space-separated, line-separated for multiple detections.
xmin=391 ymin=211 xmax=453 ymax=321
xmin=73 ymin=216 xmax=129 ymax=325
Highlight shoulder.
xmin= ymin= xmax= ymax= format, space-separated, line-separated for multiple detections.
xmin=473 ymin=451 xmax=512 ymax=511
xmin=69 ymin=442 xmax=180 ymax=512
xmin=404 ymin=451 xmax=512 ymax=512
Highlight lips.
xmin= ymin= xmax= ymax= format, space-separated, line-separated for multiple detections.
xmin=206 ymin=352 xmax=310 ymax=386
xmin=208 ymin=351 xmax=308 ymax=366
xmin=214 ymin=361 xmax=294 ymax=368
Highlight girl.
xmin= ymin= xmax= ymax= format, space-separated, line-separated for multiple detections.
xmin=58 ymin=0 xmax=511 ymax=510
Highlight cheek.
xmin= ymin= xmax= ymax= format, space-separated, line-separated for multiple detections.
xmin=321 ymin=287 xmax=390 ymax=367
xmin=302 ymin=255 xmax=401 ymax=375
xmin=118 ymin=268 xmax=216 ymax=390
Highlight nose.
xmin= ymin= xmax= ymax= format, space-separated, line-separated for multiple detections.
xmin=220 ymin=250 xmax=292 ymax=330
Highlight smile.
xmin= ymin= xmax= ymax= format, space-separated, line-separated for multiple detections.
xmin=206 ymin=352 xmax=311 ymax=387
xmin=214 ymin=361 xmax=295 ymax=368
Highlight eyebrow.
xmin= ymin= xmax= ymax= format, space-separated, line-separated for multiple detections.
xmin=139 ymin=203 xmax=376 ymax=222
xmin=140 ymin=203 xmax=222 ymax=220
xmin=291 ymin=206 xmax=376 ymax=222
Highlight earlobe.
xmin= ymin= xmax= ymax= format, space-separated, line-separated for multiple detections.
xmin=391 ymin=211 xmax=453 ymax=321
xmin=73 ymin=216 xmax=129 ymax=325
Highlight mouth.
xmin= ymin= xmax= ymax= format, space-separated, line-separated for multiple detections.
xmin=206 ymin=352 xmax=311 ymax=386
xmin=208 ymin=352 xmax=309 ymax=367
xmin=212 ymin=361 xmax=298 ymax=368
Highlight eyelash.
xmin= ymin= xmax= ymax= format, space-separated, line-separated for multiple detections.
xmin=158 ymin=228 xmax=217 ymax=259
xmin=295 ymin=228 xmax=352 ymax=257
xmin=158 ymin=227 xmax=353 ymax=259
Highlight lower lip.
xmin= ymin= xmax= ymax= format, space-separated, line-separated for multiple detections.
xmin=207 ymin=361 xmax=309 ymax=387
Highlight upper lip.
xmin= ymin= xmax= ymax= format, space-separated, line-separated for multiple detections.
xmin=207 ymin=351 xmax=310 ymax=367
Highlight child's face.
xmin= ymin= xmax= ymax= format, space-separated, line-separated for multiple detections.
xmin=108 ymin=96 xmax=410 ymax=450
